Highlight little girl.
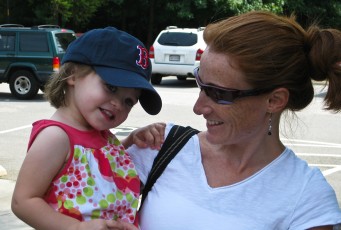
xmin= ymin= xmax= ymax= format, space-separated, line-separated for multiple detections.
xmin=11 ymin=27 xmax=165 ymax=230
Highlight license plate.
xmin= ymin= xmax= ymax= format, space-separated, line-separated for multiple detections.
xmin=169 ymin=55 xmax=180 ymax=61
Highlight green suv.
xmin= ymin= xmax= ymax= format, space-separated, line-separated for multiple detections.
xmin=0 ymin=25 xmax=77 ymax=99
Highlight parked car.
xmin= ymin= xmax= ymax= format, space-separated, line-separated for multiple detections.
xmin=0 ymin=24 xmax=77 ymax=99
xmin=149 ymin=26 xmax=206 ymax=85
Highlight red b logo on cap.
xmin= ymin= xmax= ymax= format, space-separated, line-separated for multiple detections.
xmin=136 ymin=45 xmax=149 ymax=69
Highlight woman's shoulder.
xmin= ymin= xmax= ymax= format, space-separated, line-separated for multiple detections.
xmin=272 ymin=148 xmax=335 ymax=197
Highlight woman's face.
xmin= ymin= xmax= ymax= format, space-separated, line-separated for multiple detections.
xmin=193 ymin=47 xmax=270 ymax=145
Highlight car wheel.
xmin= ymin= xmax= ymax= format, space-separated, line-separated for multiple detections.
xmin=151 ymin=74 xmax=162 ymax=85
xmin=177 ymin=76 xmax=187 ymax=81
xmin=9 ymin=70 xmax=39 ymax=99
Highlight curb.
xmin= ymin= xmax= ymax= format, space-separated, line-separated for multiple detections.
xmin=0 ymin=165 xmax=7 ymax=177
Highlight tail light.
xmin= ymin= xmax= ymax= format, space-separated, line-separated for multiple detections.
xmin=196 ymin=48 xmax=204 ymax=61
xmin=149 ymin=45 xmax=155 ymax=59
xmin=53 ymin=57 xmax=60 ymax=72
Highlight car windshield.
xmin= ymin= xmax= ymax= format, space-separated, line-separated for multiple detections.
xmin=55 ymin=33 xmax=77 ymax=52
xmin=158 ymin=32 xmax=198 ymax=46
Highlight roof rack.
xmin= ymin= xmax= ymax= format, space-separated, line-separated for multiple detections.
xmin=0 ymin=24 xmax=24 ymax=28
xmin=166 ymin=26 xmax=178 ymax=30
xmin=32 ymin=25 xmax=60 ymax=29
xmin=197 ymin=27 xmax=205 ymax=31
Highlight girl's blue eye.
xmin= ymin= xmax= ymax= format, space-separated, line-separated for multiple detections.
xmin=105 ymin=84 xmax=117 ymax=93
xmin=125 ymin=98 xmax=135 ymax=108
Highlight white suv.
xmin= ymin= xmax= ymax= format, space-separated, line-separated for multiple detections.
xmin=149 ymin=26 xmax=206 ymax=84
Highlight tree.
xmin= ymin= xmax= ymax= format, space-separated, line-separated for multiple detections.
xmin=1 ymin=0 xmax=341 ymax=45
xmin=284 ymin=0 xmax=341 ymax=29
xmin=25 ymin=0 xmax=103 ymax=30
xmin=26 ymin=0 xmax=70 ymax=26
xmin=69 ymin=0 xmax=103 ymax=30
xmin=226 ymin=0 xmax=285 ymax=13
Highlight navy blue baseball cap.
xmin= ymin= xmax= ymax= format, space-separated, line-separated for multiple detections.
xmin=62 ymin=27 xmax=162 ymax=115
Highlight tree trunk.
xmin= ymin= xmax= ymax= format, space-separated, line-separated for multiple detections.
xmin=147 ymin=0 xmax=155 ymax=48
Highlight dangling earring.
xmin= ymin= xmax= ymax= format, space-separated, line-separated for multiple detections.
xmin=268 ymin=113 xmax=272 ymax=136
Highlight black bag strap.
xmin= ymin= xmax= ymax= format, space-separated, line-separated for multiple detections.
xmin=140 ymin=125 xmax=199 ymax=209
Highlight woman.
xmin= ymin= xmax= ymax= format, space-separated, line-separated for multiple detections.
xmin=128 ymin=11 xmax=341 ymax=229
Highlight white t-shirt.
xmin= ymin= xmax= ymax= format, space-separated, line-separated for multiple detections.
xmin=128 ymin=124 xmax=341 ymax=230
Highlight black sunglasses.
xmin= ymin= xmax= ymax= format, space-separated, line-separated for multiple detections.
xmin=194 ymin=67 xmax=275 ymax=105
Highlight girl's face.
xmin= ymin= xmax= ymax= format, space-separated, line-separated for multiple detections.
xmin=193 ymin=47 xmax=270 ymax=145
xmin=67 ymin=71 xmax=141 ymax=131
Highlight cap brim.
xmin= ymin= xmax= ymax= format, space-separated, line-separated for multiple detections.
xmin=94 ymin=66 xmax=162 ymax=115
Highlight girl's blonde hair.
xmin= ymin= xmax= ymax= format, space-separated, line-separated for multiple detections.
xmin=44 ymin=62 xmax=93 ymax=108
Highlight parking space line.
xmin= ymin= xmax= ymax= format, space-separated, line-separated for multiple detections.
xmin=0 ymin=165 xmax=7 ymax=176
xmin=2 ymin=126 xmax=341 ymax=177
xmin=0 ymin=125 xmax=31 ymax=134
xmin=297 ymin=153 xmax=341 ymax=157
xmin=309 ymin=164 xmax=341 ymax=168
xmin=282 ymin=138 xmax=341 ymax=148
xmin=322 ymin=165 xmax=341 ymax=176
xmin=285 ymin=144 xmax=341 ymax=148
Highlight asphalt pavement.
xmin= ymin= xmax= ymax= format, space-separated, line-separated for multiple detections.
xmin=0 ymin=179 xmax=33 ymax=230
xmin=1 ymin=80 xmax=340 ymax=229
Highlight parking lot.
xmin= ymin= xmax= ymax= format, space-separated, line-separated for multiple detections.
xmin=1 ymin=77 xmax=341 ymax=211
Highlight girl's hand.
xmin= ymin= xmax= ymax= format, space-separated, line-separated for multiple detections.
xmin=75 ymin=219 xmax=139 ymax=230
xmin=107 ymin=219 xmax=139 ymax=230
xmin=122 ymin=122 xmax=166 ymax=150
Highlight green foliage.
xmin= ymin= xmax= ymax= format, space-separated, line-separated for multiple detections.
xmin=227 ymin=0 xmax=285 ymax=14
xmin=169 ymin=2 xmax=194 ymax=19
xmin=25 ymin=0 xmax=103 ymax=28
xmin=69 ymin=0 xmax=103 ymax=28
xmin=50 ymin=0 xmax=73 ymax=20
xmin=284 ymin=0 xmax=341 ymax=28
xmin=1 ymin=0 xmax=341 ymax=43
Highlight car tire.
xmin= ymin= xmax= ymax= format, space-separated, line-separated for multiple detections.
xmin=151 ymin=74 xmax=162 ymax=85
xmin=9 ymin=70 xmax=39 ymax=99
xmin=177 ymin=76 xmax=187 ymax=81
